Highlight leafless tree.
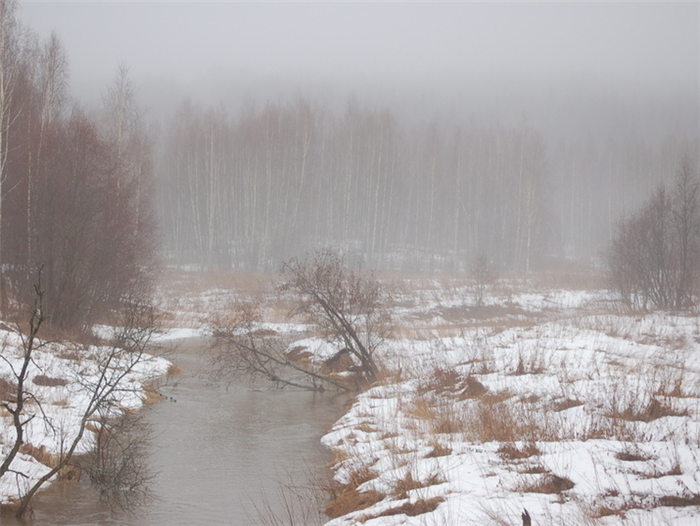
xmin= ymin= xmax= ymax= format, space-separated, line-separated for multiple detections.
xmin=471 ymin=254 xmax=497 ymax=307
xmin=207 ymin=300 xmax=350 ymax=391
xmin=208 ymin=248 xmax=389 ymax=390
xmin=0 ymin=270 xmax=46 ymax=483
xmin=0 ymin=279 xmax=162 ymax=518
xmin=607 ymin=157 xmax=700 ymax=310
xmin=281 ymin=248 xmax=390 ymax=384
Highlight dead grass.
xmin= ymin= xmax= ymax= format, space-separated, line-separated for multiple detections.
xmin=408 ymin=398 xmax=464 ymax=435
xmin=142 ymin=384 xmax=164 ymax=404
xmin=497 ymin=442 xmax=540 ymax=460
xmin=656 ymin=494 xmax=700 ymax=507
xmin=610 ymin=397 xmax=688 ymax=423
xmin=519 ymin=473 xmax=575 ymax=494
xmin=0 ymin=377 xmax=16 ymax=401
xmin=360 ymin=496 xmax=445 ymax=521
xmin=325 ymin=488 xmax=385 ymax=519
xmin=391 ymin=471 xmax=444 ymax=499
xmin=32 ymin=374 xmax=69 ymax=387
xmin=19 ymin=443 xmax=53 ymax=466
xmin=167 ymin=363 xmax=183 ymax=377
xmin=615 ymin=449 xmax=652 ymax=462
xmin=425 ymin=442 xmax=452 ymax=458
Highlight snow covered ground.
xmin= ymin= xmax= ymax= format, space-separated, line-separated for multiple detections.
xmin=316 ymin=280 xmax=700 ymax=525
xmin=152 ymin=269 xmax=700 ymax=524
xmin=0 ymin=328 xmax=171 ymax=506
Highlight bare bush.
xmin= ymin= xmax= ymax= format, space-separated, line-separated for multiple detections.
xmin=82 ymin=411 xmax=154 ymax=513
xmin=607 ymin=157 xmax=700 ymax=310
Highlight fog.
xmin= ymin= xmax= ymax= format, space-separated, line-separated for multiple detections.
xmin=22 ymin=2 xmax=696 ymax=124
xmin=19 ymin=1 xmax=699 ymax=271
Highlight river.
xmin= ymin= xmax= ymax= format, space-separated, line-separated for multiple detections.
xmin=6 ymin=337 xmax=345 ymax=525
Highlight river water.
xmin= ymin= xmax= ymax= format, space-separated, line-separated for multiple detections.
xmin=6 ymin=338 xmax=345 ymax=525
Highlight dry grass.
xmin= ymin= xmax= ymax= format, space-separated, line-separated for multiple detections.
xmin=425 ymin=441 xmax=452 ymax=458
xmin=141 ymin=384 xmax=164 ymax=404
xmin=610 ymin=397 xmax=688 ymax=423
xmin=519 ymin=473 xmax=575 ymax=494
xmin=656 ymin=494 xmax=700 ymax=507
xmin=360 ymin=496 xmax=446 ymax=521
xmin=32 ymin=374 xmax=69 ymax=387
xmin=19 ymin=443 xmax=53 ymax=466
xmin=0 ymin=377 xmax=16 ymax=401
xmin=391 ymin=471 xmax=444 ymax=499
xmin=497 ymin=442 xmax=540 ymax=460
xmin=325 ymin=487 xmax=384 ymax=519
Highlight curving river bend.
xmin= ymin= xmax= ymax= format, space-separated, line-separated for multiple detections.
xmin=8 ymin=338 xmax=345 ymax=525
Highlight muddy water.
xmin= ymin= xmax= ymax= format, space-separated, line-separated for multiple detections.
xmin=9 ymin=338 xmax=346 ymax=525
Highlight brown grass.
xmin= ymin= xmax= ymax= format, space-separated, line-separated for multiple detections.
xmin=167 ymin=363 xmax=183 ymax=377
xmin=408 ymin=398 xmax=464 ymax=435
xmin=391 ymin=471 xmax=444 ymax=500
xmin=19 ymin=443 xmax=53 ymax=465
xmin=458 ymin=376 xmax=488 ymax=399
xmin=32 ymin=374 xmax=69 ymax=387
xmin=360 ymin=496 xmax=445 ymax=521
xmin=468 ymin=402 xmax=544 ymax=443
xmin=425 ymin=442 xmax=452 ymax=458
xmin=520 ymin=473 xmax=575 ymax=494
xmin=657 ymin=494 xmax=700 ymax=507
xmin=325 ymin=488 xmax=385 ymax=519
xmin=142 ymin=384 xmax=164 ymax=404
xmin=611 ymin=398 xmax=688 ymax=423
xmin=615 ymin=450 xmax=652 ymax=462
xmin=0 ymin=377 xmax=16 ymax=401
xmin=552 ymin=398 xmax=584 ymax=412
xmin=497 ymin=442 xmax=540 ymax=460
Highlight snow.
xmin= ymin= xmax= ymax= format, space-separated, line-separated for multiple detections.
xmin=0 ymin=328 xmax=170 ymax=505
xmin=316 ymin=283 xmax=700 ymax=525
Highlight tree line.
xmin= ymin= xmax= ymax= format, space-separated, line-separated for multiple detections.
xmin=157 ymin=96 xmax=694 ymax=272
xmin=0 ymin=0 xmax=155 ymax=331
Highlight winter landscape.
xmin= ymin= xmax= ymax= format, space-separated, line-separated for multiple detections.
xmin=0 ymin=1 xmax=698 ymax=525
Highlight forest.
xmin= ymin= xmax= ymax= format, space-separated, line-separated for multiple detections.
xmin=0 ymin=0 xmax=696 ymax=324
xmin=157 ymin=97 xmax=695 ymax=272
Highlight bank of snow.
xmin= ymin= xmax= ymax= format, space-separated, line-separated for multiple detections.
xmin=0 ymin=328 xmax=171 ymax=505
xmin=319 ymin=285 xmax=700 ymax=525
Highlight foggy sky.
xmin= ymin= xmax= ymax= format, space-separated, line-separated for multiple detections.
xmin=20 ymin=2 xmax=699 ymax=140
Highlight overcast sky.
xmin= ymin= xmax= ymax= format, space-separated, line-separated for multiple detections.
xmin=20 ymin=0 xmax=700 ymax=140
xmin=21 ymin=2 xmax=697 ymax=85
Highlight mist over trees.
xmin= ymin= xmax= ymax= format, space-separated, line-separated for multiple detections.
xmin=157 ymin=95 xmax=696 ymax=272
xmin=0 ymin=0 xmax=156 ymax=330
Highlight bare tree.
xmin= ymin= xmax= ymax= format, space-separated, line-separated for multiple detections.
xmin=281 ymin=248 xmax=389 ymax=384
xmin=471 ymin=254 xmax=497 ymax=307
xmin=607 ymin=157 xmax=700 ymax=310
xmin=208 ymin=248 xmax=389 ymax=390
xmin=0 ymin=270 xmax=46 ymax=483
xmin=82 ymin=410 xmax=154 ymax=513
xmin=208 ymin=300 xmax=350 ymax=391
xmin=0 ymin=283 xmax=162 ymax=518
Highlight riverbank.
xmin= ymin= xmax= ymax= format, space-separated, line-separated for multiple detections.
xmin=318 ymin=282 xmax=700 ymax=525
xmin=0 ymin=327 xmax=171 ymax=508
xmin=148 ymin=269 xmax=700 ymax=524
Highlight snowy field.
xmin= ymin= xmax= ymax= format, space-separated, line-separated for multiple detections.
xmin=17 ymin=269 xmax=692 ymax=524
xmin=155 ymin=269 xmax=700 ymax=524
xmin=317 ymin=280 xmax=700 ymax=526
xmin=0 ymin=328 xmax=171 ymax=505
xmin=156 ymin=269 xmax=700 ymax=524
